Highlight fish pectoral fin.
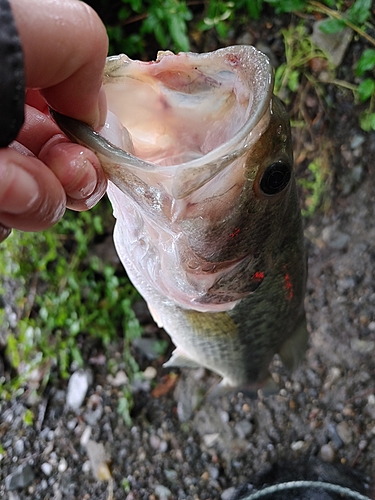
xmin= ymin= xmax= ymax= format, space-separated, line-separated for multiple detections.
xmin=163 ymin=348 xmax=202 ymax=369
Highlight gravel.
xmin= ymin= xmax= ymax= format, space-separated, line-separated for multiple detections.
xmin=1 ymin=15 xmax=375 ymax=500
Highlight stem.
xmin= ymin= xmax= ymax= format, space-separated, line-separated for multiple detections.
xmin=308 ymin=0 xmax=375 ymax=48
xmin=329 ymin=79 xmax=357 ymax=91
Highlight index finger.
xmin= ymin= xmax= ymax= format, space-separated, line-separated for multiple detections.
xmin=10 ymin=0 xmax=108 ymax=128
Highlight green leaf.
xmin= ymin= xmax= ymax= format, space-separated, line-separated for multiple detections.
xmin=118 ymin=393 xmax=133 ymax=427
xmin=356 ymin=49 xmax=375 ymax=76
xmin=360 ymin=110 xmax=375 ymax=131
xmin=288 ymin=70 xmax=300 ymax=92
xmin=357 ymin=78 xmax=375 ymax=102
xmin=347 ymin=0 xmax=371 ymax=25
xmin=23 ymin=409 xmax=34 ymax=426
xmin=121 ymin=0 xmax=142 ymax=11
xmin=169 ymin=16 xmax=190 ymax=51
xmin=319 ymin=18 xmax=346 ymax=34
xmin=118 ymin=6 xmax=130 ymax=21
xmin=216 ymin=20 xmax=229 ymax=39
xmin=245 ymin=0 xmax=263 ymax=19
xmin=264 ymin=0 xmax=306 ymax=14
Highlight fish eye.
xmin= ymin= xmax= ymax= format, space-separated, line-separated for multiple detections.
xmin=259 ymin=162 xmax=291 ymax=195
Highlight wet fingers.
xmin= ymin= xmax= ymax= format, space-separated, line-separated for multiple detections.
xmin=38 ymin=139 xmax=107 ymax=211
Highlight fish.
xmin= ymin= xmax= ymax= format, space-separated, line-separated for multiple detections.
xmin=53 ymin=45 xmax=307 ymax=396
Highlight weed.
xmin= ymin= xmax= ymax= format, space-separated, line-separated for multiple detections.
xmin=307 ymin=0 xmax=375 ymax=130
xmin=274 ymin=23 xmax=329 ymax=102
xmin=0 ymin=199 xmax=142 ymax=413
xmin=107 ymin=0 xmax=192 ymax=55
xmin=104 ymin=0 xmax=375 ymax=134
xmin=299 ymin=158 xmax=330 ymax=217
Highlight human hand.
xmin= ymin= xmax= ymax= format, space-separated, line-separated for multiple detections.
xmin=0 ymin=0 xmax=109 ymax=242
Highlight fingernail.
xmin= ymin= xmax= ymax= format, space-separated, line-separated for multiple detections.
xmin=0 ymin=163 xmax=39 ymax=214
xmin=68 ymin=153 xmax=98 ymax=199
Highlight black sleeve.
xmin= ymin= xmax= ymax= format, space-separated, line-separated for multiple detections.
xmin=0 ymin=0 xmax=25 ymax=148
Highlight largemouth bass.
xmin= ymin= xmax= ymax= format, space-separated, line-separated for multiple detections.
xmin=53 ymin=45 xmax=307 ymax=396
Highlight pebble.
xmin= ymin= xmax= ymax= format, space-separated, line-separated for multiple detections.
xmin=150 ymin=434 xmax=161 ymax=450
xmin=203 ymin=433 xmax=220 ymax=447
xmin=66 ymin=418 xmax=78 ymax=431
xmin=80 ymin=426 xmax=92 ymax=447
xmin=221 ymin=487 xmax=237 ymax=500
xmin=13 ymin=439 xmax=25 ymax=456
xmin=311 ymin=20 xmax=352 ymax=67
xmin=164 ymin=469 xmax=178 ymax=482
xmin=41 ymin=462 xmax=53 ymax=476
xmin=84 ymin=394 xmax=104 ymax=426
xmin=143 ymin=366 xmax=157 ymax=380
xmin=350 ymin=134 xmax=365 ymax=149
xmin=82 ymin=460 xmax=91 ymax=473
xmin=320 ymin=443 xmax=335 ymax=463
xmin=323 ymin=367 xmax=341 ymax=390
xmin=154 ymin=484 xmax=172 ymax=499
xmin=236 ymin=32 xmax=255 ymax=46
xmin=291 ymin=440 xmax=305 ymax=451
xmin=58 ymin=458 xmax=68 ymax=473
xmin=328 ymin=423 xmax=344 ymax=449
xmin=340 ymin=165 xmax=364 ymax=195
xmin=330 ymin=233 xmax=350 ymax=250
xmin=201 ymin=471 xmax=209 ymax=481
xmin=159 ymin=441 xmax=168 ymax=453
xmin=234 ymin=420 xmax=253 ymax=439
xmin=336 ymin=421 xmax=353 ymax=445
xmin=107 ymin=370 xmax=128 ymax=387
xmin=351 ymin=339 xmax=375 ymax=354
xmin=209 ymin=466 xmax=219 ymax=480
xmin=337 ymin=278 xmax=355 ymax=292
xmin=5 ymin=463 xmax=35 ymax=491
xmin=66 ymin=370 xmax=92 ymax=411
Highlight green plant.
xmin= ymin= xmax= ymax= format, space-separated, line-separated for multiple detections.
xmin=107 ymin=0 xmax=192 ymax=55
xmin=356 ymin=48 xmax=375 ymax=130
xmin=311 ymin=0 xmax=373 ymax=37
xmin=197 ymin=1 xmax=235 ymax=39
xmin=0 ymin=199 xmax=142 ymax=403
xmin=308 ymin=0 xmax=375 ymax=130
xmin=274 ymin=23 xmax=328 ymax=102
xmin=298 ymin=158 xmax=330 ymax=217
xmin=264 ymin=0 xmax=306 ymax=14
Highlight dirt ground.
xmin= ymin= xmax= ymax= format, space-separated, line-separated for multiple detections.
xmin=1 ymin=11 xmax=375 ymax=500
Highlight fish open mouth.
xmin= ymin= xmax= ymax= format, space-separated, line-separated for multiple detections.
xmin=53 ymin=46 xmax=274 ymax=200
xmin=100 ymin=46 xmax=274 ymax=198
xmin=102 ymin=47 xmax=272 ymax=164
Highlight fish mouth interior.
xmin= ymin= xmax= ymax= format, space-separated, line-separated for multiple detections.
xmin=103 ymin=46 xmax=273 ymax=168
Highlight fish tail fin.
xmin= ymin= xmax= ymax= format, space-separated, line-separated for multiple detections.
xmin=278 ymin=314 xmax=308 ymax=372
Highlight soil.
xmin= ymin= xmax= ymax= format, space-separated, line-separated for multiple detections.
xmin=1 ymin=10 xmax=375 ymax=500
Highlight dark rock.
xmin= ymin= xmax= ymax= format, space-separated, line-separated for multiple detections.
xmin=5 ymin=463 xmax=34 ymax=491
